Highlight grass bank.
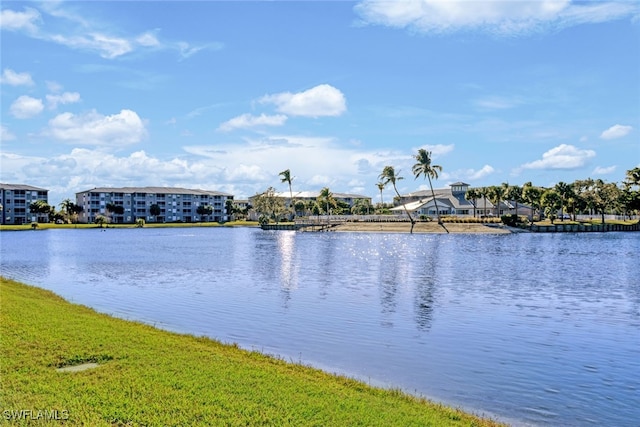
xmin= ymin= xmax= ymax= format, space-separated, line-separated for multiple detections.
xmin=0 ymin=277 xmax=504 ymax=426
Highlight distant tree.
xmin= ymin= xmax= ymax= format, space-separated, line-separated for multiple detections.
xmin=225 ymin=199 xmax=235 ymax=221
xmin=412 ymin=149 xmax=444 ymax=226
xmin=464 ymin=188 xmax=480 ymax=218
xmin=376 ymin=182 xmax=385 ymax=207
xmin=252 ymin=187 xmax=286 ymax=223
xmin=587 ymin=179 xmax=621 ymax=224
xmin=622 ymin=167 xmax=640 ymax=217
xmin=94 ymin=215 xmax=108 ymax=228
xmin=59 ymin=199 xmax=74 ymax=223
xmin=196 ymin=204 xmax=214 ymax=222
xmin=554 ymin=182 xmax=574 ymax=221
xmin=294 ymin=200 xmax=307 ymax=217
xmin=541 ymin=189 xmax=562 ymax=224
xmin=279 ymin=169 xmax=295 ymax=218
xmin=485 ymin=183 xmax=508 ymax=218
xmin=379 ymin=165 xmax=415 ymax=233
xmin=476 ymin=187 xmax=490 ymax=217
xmin=29 ymin=200 xmax=51 ymax=223
xmin=522 ymin=182 xmax=543 ymax=222
xmin=316 ymin=187 xmax=337 ymax=215
xmin=149 ymin=204 xmax=161 ymax=222
xmin=351 ymin=198 xmax=372 ymax=215
xmin=506 ymin=184 xmax=523 ymax=219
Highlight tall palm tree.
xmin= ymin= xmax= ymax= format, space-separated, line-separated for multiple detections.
xmin=379 ymin=166 xmax=416 ymax=233
xmin=376 ymin=182 xmax=385 ymax=208
xmin=279 ymin=169 xmax=294 ymax=217
xmin=411 ymin=149 xmax=443 ymax=226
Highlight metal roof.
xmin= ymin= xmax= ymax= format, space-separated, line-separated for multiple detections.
xmin=0 ymin=183 xmax=48 ymax=191
xmin=76 ymin=186 xmax=233 ymax=196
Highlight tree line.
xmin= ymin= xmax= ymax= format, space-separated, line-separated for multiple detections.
xmin=252 ymin=158 xmax=639 ymax=232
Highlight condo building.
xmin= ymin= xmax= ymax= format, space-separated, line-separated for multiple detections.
xmin=0 ymin=183 xmax=49 ymax=225
xmin=75 ymin=186 xmax=233 ymax=224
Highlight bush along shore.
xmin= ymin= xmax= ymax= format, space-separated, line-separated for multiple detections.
xmin=0 ymin=277 xmax=505 ymax=426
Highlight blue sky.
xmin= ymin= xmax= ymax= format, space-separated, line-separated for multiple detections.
xmin=1 ymin=0 xmax=639 ymax=207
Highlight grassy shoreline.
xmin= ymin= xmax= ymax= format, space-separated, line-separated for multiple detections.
xmin=0 ymin=277 xmax=504 ymax=426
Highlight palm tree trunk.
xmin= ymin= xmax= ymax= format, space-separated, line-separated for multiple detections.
xmin=427 ymin=175 xmax=448 ymax=233
xmin=393 ymin=184 xmax=414 ymax=234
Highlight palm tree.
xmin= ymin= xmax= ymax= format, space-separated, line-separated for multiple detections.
xmin=379 ymin=166 xmax=416 ymax=233
xmin=541 ymin=189 xmax=562 ymax=224
xmin=279 ymin=169 xmax=294 ymax=218
xmin=59 ymin=199 xmax=74 ymax=223
xmin=554 ymin=181 xmax=573 ymax=221
xmin=464 ymin=188 xmax=480 ymax=218
xmin=376 ymin=182 xmax=385 ymax=208
xmin=506 ymin=184 xmax=523 ymax=218
xmin=411 ymin=149 xmax=444 ymax=226
xmin=522 ymin=182 xmax=543 ymax=222
xmin=485 ymin=183 xmax=508 ymax=218
xmin=317 ymin=187 xmax=336 ymax=214
xmin=478 ymin=187 xmax=489 ymax=218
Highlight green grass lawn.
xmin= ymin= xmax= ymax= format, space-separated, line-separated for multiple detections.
xmin=0 ymin=277 xmax=504 ymax=426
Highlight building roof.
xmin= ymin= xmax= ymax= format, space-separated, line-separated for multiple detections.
xmin=0 ymin=183 xmax=48 ymax=191
xmin=76 ymin=186 xmax=233 ymax=197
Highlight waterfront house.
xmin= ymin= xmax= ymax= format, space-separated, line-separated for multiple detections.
xmin=0 ymin=183 xmax=49 ymax=225
xmin=76 ymin=186 xmax=233 ymax=224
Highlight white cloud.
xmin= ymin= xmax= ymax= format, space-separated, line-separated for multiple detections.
xmin=0 ymin=7 xmax=40 ymax=33
xmin=218 ymin=114 xmax=288 ymax=132
xmin=10 ymin=95 xmax=44 ymax=118
xmin=0 ymin=69 xmax=34 ymax=86
xmin=136 ymin=31 xmax=160 ymax=47
xmin=465 ymin=165 xmax=496 ymax=181
xmin=519 ymin=144 xmax=596 ymax=170
xmin=354 ymin=0 xmax=639 ymax=36
xmin=1 ymin=6 xmax=217 ymax=60
xmin=50 ymin=33 xmax=133 ymax=59
xmin=46 ymin=109 xmax=147 ymax=146
xmin=1 ymin=125 xmax=16 ymax=141
xmin=260 ymin=84 xmax=347 ymax=117
xmin=593 ymin=165 xmax=616 ymax=175
xmin=600 ymin=124 xmax=632 ymax=140
xmin=46 ymin=92 xmax=81 ymax=109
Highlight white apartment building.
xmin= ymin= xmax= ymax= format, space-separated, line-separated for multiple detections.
xmin=76 ymin=186 xmax=233 ymax=224
xmin=0 ymin=183 xmax=49 ymax=225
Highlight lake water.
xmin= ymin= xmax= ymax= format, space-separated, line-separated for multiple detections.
xmin=1 ymin=228 xmax=638 ymax=426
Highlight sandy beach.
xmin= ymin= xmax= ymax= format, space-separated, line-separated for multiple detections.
xmin=331 ymin=221 xmax=513 ymax=234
